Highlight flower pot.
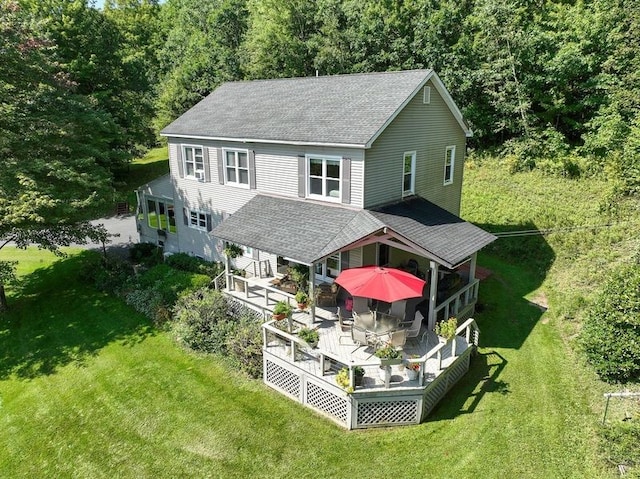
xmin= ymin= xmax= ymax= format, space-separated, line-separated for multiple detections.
xmin=355 ymin=374 xmax=364 ymax=386
xmin=406 ymin=368 xmax=419 ymax=381
xmin=273 ymin=313 xmax=286 ymax=321
xmin=234 ymin=279 xmax=245 ymax=292
xmin=297 ymin=302 xmax=308 ymax=310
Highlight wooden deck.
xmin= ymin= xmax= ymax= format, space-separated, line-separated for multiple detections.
xmin=223 ymin=274 xmax=480 ymax=429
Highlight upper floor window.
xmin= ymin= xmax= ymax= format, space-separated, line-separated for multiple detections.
xmin=183 ymin=145 xmax=205 ymax=180
xmin=403 ymin=151 xmax=416 ymax=197
xmin=224 ymin=149 xmax=249 ymax=187
xmin=444 ymin=146 xmax=455 ymax=185
xmin=146 ymin=198 xmax=176 ymax=233
xmin=308 ymin=155 xmax=341 ymax=201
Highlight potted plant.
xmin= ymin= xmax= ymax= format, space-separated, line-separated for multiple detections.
xmin=375 ymin=345 xmax=402 ymax=381
xmin=405 ymin=354 xmax=420 ymax=380
xmin=231 ymin=268 xmax=246 ymax=292
xmin=336 ymin=366 xmax=365 ymax=391
xmin=223 ymin=243 xmax=244 ymax=259
xmin=434 ymin=316 xmax=458 ymax=342
xmin=298 ymin=327 xmax=319 ymax=348
xmin=272 ymin=300 xmax=292 ymax=321
xmin=295 ymin=290 xmax=309 ymax=310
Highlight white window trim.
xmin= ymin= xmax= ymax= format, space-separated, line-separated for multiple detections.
xmin=222 ymin=148 xmax=250 ymax=188
xmin=444 ymin=146 xmax=455 ymax=185
xmin=182 ymin=144 xmax=205 ymax=180
xmin=242 ymin=245 xmax=254 ymax=258
xmin=402 ymin=151 xmax=416 ymax=197
xmin=306 ymin=155 xmax=342 ymax=203
xmin=188 ymin=209 xmax=207 ymax=231
xmin=315 ymin=252 xmax=341 ymax=282
xmin=146 ymin=197 xmax=176 ymax=234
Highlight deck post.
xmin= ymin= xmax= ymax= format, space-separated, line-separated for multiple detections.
xmin=309 ymin=264 xmax=316 ymax=326
xmin=428 ymin=261 xmax=439 ymax=331
xmin=224 ymin=253 xmax=231 ymax=292
xmin=468 ymin=252 xmax=477 ymax=285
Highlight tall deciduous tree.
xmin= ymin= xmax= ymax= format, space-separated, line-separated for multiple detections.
xmin=242 ymin=0 xmax=318 ymax=79
xmin=154 ymin=0 xmax=248 ymax=130
xmin=0 ymin=1 xmax=114 ymax=310
xmin=22 ymin=0 xmax=156 ymax=167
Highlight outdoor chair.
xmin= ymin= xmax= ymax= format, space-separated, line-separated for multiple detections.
xmin=351 ymin=325 xmax=371 ymax=353
xmin=316 ymin=283 xmax=338 ymax=307
xmin=351 ymin=296 xmax=369 ymax=315
xmin=337 ymin=307 xmax=355 ymax=344
xmin=389 ymin=300 xmax=407 ymax=321
xmin=402 ymin=311 xmax=423 ymax=338
xmin=387 ymin=329 xmax=407 ymax=349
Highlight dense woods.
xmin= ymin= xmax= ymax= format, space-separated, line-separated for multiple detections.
xmin=1 ymin=0 xmax=638 ymax=372
xmin=3 ymin=0 xmax=638 ymax=189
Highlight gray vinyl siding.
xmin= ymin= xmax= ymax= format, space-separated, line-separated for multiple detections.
xmin=347 ymin=247 xmax=363 ymax=268
xmin=364 ymin=79 xmax=466 ymax=215
xmin=166 ymin=138 xmax=366 ymax=260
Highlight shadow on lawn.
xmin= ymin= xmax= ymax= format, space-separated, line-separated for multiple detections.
xmin=472 ymin=221 xmax=555 ymax=350
xmin=0 ymin=251 xmax=155 ymax=380
xmin=430 ymin=351 xmax=509 ymax=421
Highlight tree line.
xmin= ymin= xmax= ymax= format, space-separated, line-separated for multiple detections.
xmin=1 ymin=0 xmax=638 ymax=308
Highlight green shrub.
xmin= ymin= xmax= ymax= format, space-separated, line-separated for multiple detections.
xmin=136 ymin=264 xmax=209 ymax=305
xmin=579 ymin=259 xmax=640 ymax=382
xmin=129 ymin=242 xmax=163 ymax=266
xmin=83 ymin=254 xmax=134 ymax=294
xmin=171 ymin=288 xmax=235 ymax=354
xmin=225 ymin=315 xmax=263 ymax=378
xmin=165 ymin=253 xmax=223 ymax=277
xmin=124 ymin=287 xmax=167 ymax=324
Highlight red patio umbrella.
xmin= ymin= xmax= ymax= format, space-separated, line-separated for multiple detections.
xmin=334 ymin=266 xmax=426 ymax=303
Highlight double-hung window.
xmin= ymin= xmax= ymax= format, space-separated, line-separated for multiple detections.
xmin=183 ymin=145 xmax=204 ymax=180
xmin=224 ymin=149 xmax=249 ymax=187
xmin=403 ymin=151 xmax=416 ymax=197
xmin=189 ymin=210 xmax=208 ymax=231
xmin=444 ymin=146 xmax=455 ymax=185
xmin=308 ymin=155 xmax=341 ymax=201
xmin=146 ymin=198 xmax=176 ymax=233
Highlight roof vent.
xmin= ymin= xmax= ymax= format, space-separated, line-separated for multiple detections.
xmin=423 ymin=86 xmax=431 ymax=104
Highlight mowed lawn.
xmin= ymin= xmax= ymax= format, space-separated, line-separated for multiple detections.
xmin=0 ymin=248 xmax=610 ymax=478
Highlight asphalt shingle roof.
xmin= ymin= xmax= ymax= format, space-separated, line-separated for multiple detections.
xmin=211 ymin=195 xmax=496 ymax=268
xmin=161 ymin=70 xmax=433 ymax=147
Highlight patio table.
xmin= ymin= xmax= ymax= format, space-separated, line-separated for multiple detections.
xmin=353 ymin=311 xmax=402 ymax=338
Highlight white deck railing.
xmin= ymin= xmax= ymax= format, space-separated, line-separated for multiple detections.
xmin=434 ymin=279 xmax=479 ymax=320
xmin=262 ymin=317 xmax=480 ymax=391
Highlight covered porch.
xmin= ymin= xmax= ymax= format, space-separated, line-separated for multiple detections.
xmin=211 ymin=194 xmax=495 ymax=427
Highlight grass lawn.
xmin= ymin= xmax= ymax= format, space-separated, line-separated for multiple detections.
xmin=113 ymin=146 xmax=169 ymax=213
xmin=0 ymin=247 xmax=611 ymax=478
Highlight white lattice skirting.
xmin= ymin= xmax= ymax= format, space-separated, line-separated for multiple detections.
xmin=264 ymin=347 xmax=473 ymax=429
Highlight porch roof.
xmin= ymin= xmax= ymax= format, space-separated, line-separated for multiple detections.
xmin=211 ymin=195 xmax=496 ymax=268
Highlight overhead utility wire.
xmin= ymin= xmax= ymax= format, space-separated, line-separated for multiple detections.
xmin=491 ymin=223 xmax=617 ymax=238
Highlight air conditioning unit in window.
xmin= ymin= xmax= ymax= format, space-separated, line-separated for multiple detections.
xmin=194 ymin=171 xmax=205 ymax=182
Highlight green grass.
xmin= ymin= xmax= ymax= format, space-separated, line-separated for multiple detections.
xmin=0 ymin=246 xmax=612 ymax=478
xmin=112 ymin=146 xmax=169 ymax=213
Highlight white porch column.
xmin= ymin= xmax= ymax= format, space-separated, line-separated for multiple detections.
xmin=468 ymin=252 xmax=477 ymax=285
xmin=428 ymin=261 xmax=439 ymax=331
xmin=309 ymin=264 xmax=316 ymax=326
xmin=224 ymin=254 xmax=231 ymax=292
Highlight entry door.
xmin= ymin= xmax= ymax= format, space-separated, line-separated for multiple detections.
xmin=378 ymin=244 xmax=389 ymax=267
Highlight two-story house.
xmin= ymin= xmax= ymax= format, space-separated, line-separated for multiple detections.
xmin=136 ymin=69 xmax=495 ymax=331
